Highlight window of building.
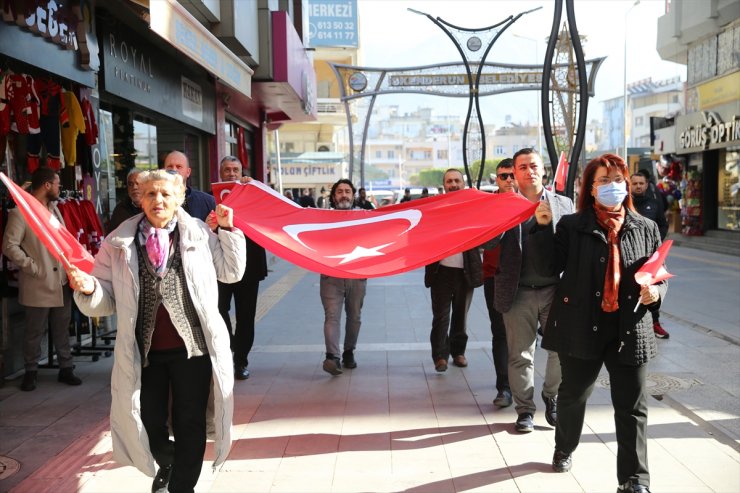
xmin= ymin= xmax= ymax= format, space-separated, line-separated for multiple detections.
xmin=376 ymin=150 xmax=382 ymax=158
xmin=387 ymin=150 xmax=395 ymax=159
xmin=494 ymin=145 xmax=505 ymax=155
xmin=133 ymin=117 xmax=157 ymax=170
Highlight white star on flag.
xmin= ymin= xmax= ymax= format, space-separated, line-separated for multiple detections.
xmin=326 ymin=243 xmax=394 ymax=265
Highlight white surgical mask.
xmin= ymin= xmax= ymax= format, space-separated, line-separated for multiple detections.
xmin=595 ymin=181 xmax=628 ymax=208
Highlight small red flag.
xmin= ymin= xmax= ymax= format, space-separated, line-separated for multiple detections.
xmin=222 ymin=180 xmax=538 ymax=279
xmin=212 ymin=181 xmax=237 ymax=205
xmin=635 ymin=240 xmax=674 ymax=286
xmin=0 ymin=172 xmax=95 ymax=274
xmin=554 ymin=151 xmax=569 ymax=193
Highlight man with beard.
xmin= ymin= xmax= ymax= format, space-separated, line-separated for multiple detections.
xmin=3 ymin=167 xmax=82 ymax=390
xmin=631 ymin=172 xmax=670 ymax=339
xmin=320 ymin=179 xmax=368 ymax=375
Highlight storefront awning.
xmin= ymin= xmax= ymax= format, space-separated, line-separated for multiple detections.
xmin=149 ymin=0 xmax=253 ymax=99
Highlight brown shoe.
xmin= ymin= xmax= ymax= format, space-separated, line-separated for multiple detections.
xmin=434 ymin=359 xmax=448 ymax=372
xmin=452 ymin=355 xmax=468 ymax=367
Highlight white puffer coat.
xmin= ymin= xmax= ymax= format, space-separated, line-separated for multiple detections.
xmin=74 ymin=209 xmax=246 ymax=477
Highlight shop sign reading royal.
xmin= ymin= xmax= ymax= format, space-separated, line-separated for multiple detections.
xmin=102 ymin=27 xmax=215 ymax=133
xmin=677 ymin=109 xmax=740 ymax=153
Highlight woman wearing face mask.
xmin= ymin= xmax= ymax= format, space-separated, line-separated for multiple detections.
xmin=541 ymin=153 xmax=667 ymax=493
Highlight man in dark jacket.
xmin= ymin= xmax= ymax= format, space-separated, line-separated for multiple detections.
xmin=632 ymin=172 xmax=670 ymax=339
xmin=493 ymin=148 xmax=574 ymax=433
xmin=108 ymin=167 xmax=142 ymax=234
xmin=163 ymin=150 xmax=216 ymax=221
xmin=425 ymin=169 xmax=483 ymax=373
xmin=214 ymin=156 xmax=269 ymax=380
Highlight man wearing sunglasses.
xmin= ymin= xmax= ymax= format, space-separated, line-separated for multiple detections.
xmin=483 ymin=159 xmax=517 ymax=408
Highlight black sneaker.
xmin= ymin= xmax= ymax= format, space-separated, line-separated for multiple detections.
xmin=151 ymin=464 xmax=172 ymax=493
xmin=515 ymin=413 xmax=534 ymax=433
xmin=552 ymin=450 xmax=572 ymax=472
xmin=493 ymin=389 xmax=512 ymax=407
xmin=21 ymin=371 xmax=37 ymax=391
xmin=342 ymin=350 xmax=357 ymax=369
xmin=235 ymin=365 xmax=250 ymax=380
xmin=58 ymin=367 xmax=82 ymax=386
xmin=322 ymin=356 xmax=343 ymax=375
xmin=542 ymin=391 xmax=558 ymax=427
xmin=617 ymin=480 xmax=651 ymax=493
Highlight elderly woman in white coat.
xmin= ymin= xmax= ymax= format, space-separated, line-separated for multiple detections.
xmin=66 ymin=170 xmax=245 ymax=493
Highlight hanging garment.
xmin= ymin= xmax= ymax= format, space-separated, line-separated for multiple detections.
xmin=7 ymin=73 xmax=40 ymax=135
xmin=27 ymin=78 xmax=67 ymax=171
xmin=80 ymin=97 xmax=98 ymax=145
xmin=60 ymin=90 xmax=85 ymax=165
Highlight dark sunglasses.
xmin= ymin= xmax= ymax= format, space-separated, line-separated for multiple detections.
xmin=497 ymin=173 xmax=515 ymax=180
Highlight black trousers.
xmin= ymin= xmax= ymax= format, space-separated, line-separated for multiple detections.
xmin=218 ymin=278 xmax=260 ymax=368
xmin=429 ymin=265 xmax=473 ymax=361
xmin=140 ymin=348 xmax=212 ymax=493
xmin=555 ymin=312 xmax=649 ymax=487
xmin=483 ymin=277 xmax=509 ymax=392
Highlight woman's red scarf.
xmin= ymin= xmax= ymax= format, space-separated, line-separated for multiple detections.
xmin=594 ymin=204 xmax=625 ymax=312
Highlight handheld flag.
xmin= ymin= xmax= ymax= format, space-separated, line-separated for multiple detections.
xmin=633 ymin=240 xmax=673 ymax=312
xmin=212 ymin=181 xmax=237 ymax=205
xmin=0 ymin=172 xmax=95 ymax=274
xmin=554 ymin=151 xmax=569 ymax=193
xmin=222 ymin=180 xmax=538 ymax=279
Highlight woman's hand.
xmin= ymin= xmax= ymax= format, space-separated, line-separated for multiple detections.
xmin=215 ymin=204 xmax=234 ymax=229
xmin=205 ymin=211 xmax=218 ymax=232
xmin=66 ymin=265 xmax=95 ymax=295
xmin=639 ymin=284 xmax=659 ymax=305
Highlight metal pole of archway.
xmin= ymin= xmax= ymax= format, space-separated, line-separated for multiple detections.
xmin=409 ymin=7 xmax=540 ymax=188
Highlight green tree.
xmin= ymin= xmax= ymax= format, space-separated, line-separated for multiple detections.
xmin=468 ymin=159 xmax=499 ymax=186
xmin=415 ymin=168 xmax=446 ymax=187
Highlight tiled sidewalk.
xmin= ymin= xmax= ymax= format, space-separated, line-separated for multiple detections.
xmin=3 ymin=256 xmax=739 ymax=492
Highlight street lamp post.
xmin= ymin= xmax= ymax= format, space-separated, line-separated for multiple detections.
xmin=623 ymin=0 xmax=640 ymax=159
xmin=513 ymin=34 xmax=543 ymax=158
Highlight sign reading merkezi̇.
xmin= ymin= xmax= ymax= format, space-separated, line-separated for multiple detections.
xmin=307 ymin=0 xmax=357 ymax=48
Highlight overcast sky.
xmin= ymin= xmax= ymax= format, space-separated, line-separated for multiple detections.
xmin=356 ymin=0 xmax=685 ymax=126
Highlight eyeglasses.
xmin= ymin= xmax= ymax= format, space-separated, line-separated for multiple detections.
xmin=497 ymin=173 xmax=515 ymax=180
xmin=594 ymin=175 xmax=626 ymax=186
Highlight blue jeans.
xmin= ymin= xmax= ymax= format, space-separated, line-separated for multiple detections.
xmin=320 ymin=275 xmax=367 ymax=357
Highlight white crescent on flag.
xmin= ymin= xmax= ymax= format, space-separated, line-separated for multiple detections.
xmin=222 ymin=180 xmax=539 ymax=279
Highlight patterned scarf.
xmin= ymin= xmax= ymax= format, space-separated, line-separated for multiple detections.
xmin=593 ymin=204 xmax=625 ymax=312
xmin=138 ymin=217 xmax=178 ymax=275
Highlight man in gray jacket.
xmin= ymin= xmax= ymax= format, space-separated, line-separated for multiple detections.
xmin=3 ymin=167 xmax=82 ymax=391
xmin=494 ymin=148 xmax=573 ymax=432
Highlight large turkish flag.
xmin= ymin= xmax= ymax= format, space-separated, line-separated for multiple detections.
xmin=223 ymin=181 xmax=537 ymax=279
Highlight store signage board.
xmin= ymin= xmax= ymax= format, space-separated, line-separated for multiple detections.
xmin=102 ymin=27 xmax=215 ymax=133
xmin=307 ymin=0 xmax=358 ymax=48
xmin=149 ymin=0 xmax=253 ymax=100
